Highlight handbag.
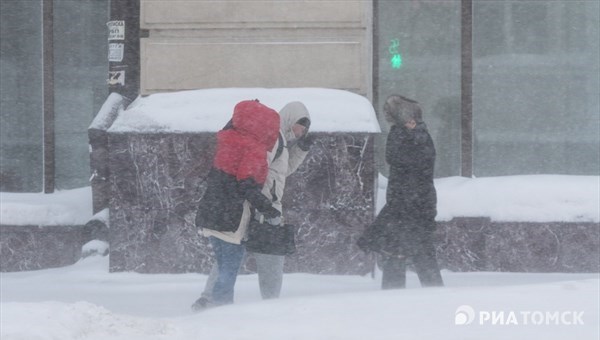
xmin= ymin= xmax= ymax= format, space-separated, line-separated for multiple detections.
xmin=356 ymin=204 xmax=417 ymax=257
xmin=245 ymin=219 xmax=296 ymax=256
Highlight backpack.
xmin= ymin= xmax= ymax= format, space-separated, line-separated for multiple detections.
xmin=273 ymin=132 xmax=285 ymax=162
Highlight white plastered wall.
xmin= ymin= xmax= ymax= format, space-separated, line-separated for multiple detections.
xmin=140 ymin=0 xmax=373 ymax=99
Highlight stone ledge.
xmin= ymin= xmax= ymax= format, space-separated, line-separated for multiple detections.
xmin=3 ymin=218 xmax=597 ymax=273
xmin=0 ymin=224 xmax=87 ymax=272
xmin=0 ymin=217 xmax=109 ymax=272
xmin=435 ymin=218 xmax=600 ymax=273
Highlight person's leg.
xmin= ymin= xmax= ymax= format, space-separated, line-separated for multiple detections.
xmin=201 ymin=263 xmax=219 ymax=300
xmin=380 ymin=255 xmax=407 ymax=289
xmin=412 ymin=229 xmax=444 ymax=287
xmin=209 ymin=237 xmax=246 ymax=305
xmin=252 ymin=252 xmax=285 ymax=299
xmin=191 ymin=262 xmax=219 ymax=310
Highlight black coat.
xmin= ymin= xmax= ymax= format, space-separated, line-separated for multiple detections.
xmin=196 ymin=168 xmax=273 ymax=233
xmin=358 ymin=123 xmax=437 ymax=256
xmin=385 ymin=123 xmax=437 ymax=222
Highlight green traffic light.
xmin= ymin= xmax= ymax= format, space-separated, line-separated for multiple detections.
xmin=389 ymin=38 xmax=402 ymax=69
xmin=391 ymin=54 xmax=402 ymax=69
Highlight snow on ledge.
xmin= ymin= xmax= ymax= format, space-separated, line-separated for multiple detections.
xmin=107 ymin=88 xmax=380 ymax=133
xmin=0 ymin=187 xmax=93 ymax=227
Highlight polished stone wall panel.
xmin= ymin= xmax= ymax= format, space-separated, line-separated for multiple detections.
xmin=104 ymin=131 xmax=598 ymax=274
xmin=107 ymin=131 xmax=376 ymax=274
xmin=108 ymin=133 xmax=216 ymax=273
xmin=281 ymin=134 xmax=375 ymax=275
xmin=435 ymin=219 xmax=600 ymax=273
xmin=0 ymin=225 xmax=85 ymax=272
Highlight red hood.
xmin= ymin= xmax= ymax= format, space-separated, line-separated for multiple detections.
xmin=213 ymin=100 xmax=280 ymax=184
xmin=232 ymin=100 xmax=280 ymax=151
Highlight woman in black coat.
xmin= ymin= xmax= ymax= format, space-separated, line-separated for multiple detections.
xmin=358 ymin=95 xmax=444 ymax=289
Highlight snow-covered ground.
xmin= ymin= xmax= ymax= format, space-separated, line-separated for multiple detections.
xmin=1 ymin=255 xmax=598 ymax=340
xmin=1 ymin=173 xmax=599 ymax=339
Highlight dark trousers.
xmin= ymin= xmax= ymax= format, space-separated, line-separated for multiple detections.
xmin=380 ymin=231 xmax=444 ymax=289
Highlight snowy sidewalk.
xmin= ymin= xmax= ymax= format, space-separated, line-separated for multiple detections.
xmin=1 ymin=255 xmax=598 ymax=340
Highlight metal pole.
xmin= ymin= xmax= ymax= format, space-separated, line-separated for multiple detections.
xmin=42 ymin=0 xmax=55 ymax=193
xmin=461 ymin=0 xmax=473 ymax=178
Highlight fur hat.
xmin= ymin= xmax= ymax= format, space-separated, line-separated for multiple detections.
xmin=384 ymin=95 xmax=423 ymax=125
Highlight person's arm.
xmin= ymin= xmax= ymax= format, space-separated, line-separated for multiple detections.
xmin=385 ymin=126 xmax=416 ymax=168
xmin=286 ymin=144 xmax=309 ymax=176
xmin=237 ymin=148 xmax=280 ymax=218
xmin=385 ymin=125 xmax=435 ymax=170
xmin=262 ymin=150 xmax=288 ymax=212
xmin=239 ymin=178 xmax=280 ymax=218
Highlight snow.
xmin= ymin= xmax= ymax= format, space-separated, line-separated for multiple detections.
xmin=1 ymin=174 xmax=599 ymax=339
xmin=0 ymin=187 xmax=93 ymax=226
xmin=107 ymin=88 xmax=381 ymax=133
xmin=1 ymin=256 xmax=598 ymax=340
xmin=434 ymin=175 xmax=600 ymax=222
xmin=2 ymin=175 xmax=597 ymax=226
xmin=89 ymin=92 xmax=124 ymax=131
xmin=377 ymin=174 xmax=600 ymax=223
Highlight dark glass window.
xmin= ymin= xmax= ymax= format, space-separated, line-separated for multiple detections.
xmin=0 ymin=0 xmax=109 ymax=192
xmin=54 ymin=0 xmax=108 ymax=189
xmin=0 ymin=1 xmax=43 ymax=192
xmin=376 ymin=0 xmax=599 ymax=177
xmin=473 ymin=0 xmax=599 ymax=175
xmin=375 ymin=0 xmax=462 ymax=178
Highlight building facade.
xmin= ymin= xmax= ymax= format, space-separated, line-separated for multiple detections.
xmin=1 ymin=0 xmax=599 ymax=191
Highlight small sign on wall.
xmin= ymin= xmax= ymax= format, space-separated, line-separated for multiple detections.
xmin=109 ymin=43 xmax=124 ymax=62
xmin=108 ymin=70 xmax=125 ymax=86
xmin=107 ymin=20 xmax=125 ymax=41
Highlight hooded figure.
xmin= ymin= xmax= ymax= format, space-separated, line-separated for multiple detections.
xmin=193 ymin=101 xmax=314 ymax=310
xmin=196 ymin=100 xmax=281 ymax=238
xmin=263 ymin=101 xmax=312 ymax=214
xmin=249 ymin=101 xmax=312 ymax=299
xmin=195 ymin=100 xmax=281 ymax=307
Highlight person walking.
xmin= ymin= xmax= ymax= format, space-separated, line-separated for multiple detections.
xmin=193 ymin=99 xmax=281 ymax=308
xmin=358 ymin=94 xmax=444 ymax=289
xmin=194 ymin=102 xmax=314 ymax=308
xmin=249 ymin=101 xmax=313 ymax=299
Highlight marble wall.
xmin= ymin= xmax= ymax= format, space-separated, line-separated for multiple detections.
xmin=0 ymin=225 xmax=86 ymax=271
xmin=106 ymin=132 xmax=376 ymax=274
xmin=435 ymin=218 xmax=600 ymax=273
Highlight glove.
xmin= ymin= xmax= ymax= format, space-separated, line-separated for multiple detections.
xmin=297 ymin=134 xmax=316 ymax=151
xmin=261 ymin=206 xmax=281 ymax=219
xmin=265 ymin=216 xmax=282 ymax=226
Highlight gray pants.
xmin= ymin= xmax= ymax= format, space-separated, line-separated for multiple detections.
xmin=202 ymin=252 xmax=285 ymax=300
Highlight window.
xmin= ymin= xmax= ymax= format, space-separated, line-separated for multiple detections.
xmin=54 ymin=0 xmax=109 ymax=189
xmin=473 ymin=0 xmax=599 ymax=175
xmin=0 ymin=0 xmax=109 ymax=192
xmin=375 ymin=0 xmax=462 ymax=178
xmin=375 ymin=0 xmax=599 ymax=177
xmin=0 ymin=1 xmax=43 ymax=192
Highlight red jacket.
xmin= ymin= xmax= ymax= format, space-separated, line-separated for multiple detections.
xmin=196 ymin=100 xmax=280 ymax=232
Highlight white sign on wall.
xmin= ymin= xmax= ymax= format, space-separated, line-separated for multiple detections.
xmin=108 ymin=70 xmax=125 ymax=86
xmin=107 ymin=21 xmax=125 ymax=41
xmin=108 ymin=43 xmax=124 ymax=62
